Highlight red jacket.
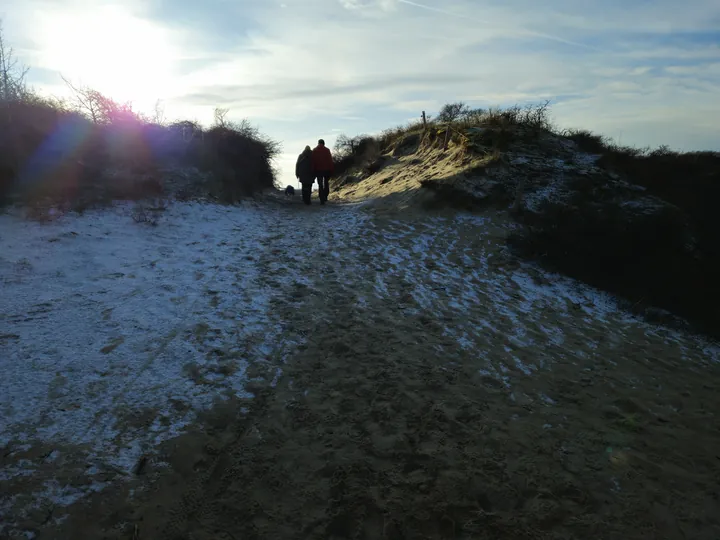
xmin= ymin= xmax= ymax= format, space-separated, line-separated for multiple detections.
xmin=311 ymin=145 xmax=334 ymax=173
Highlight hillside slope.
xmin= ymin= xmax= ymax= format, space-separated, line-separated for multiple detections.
xmin=332 ymin=124 xmax=719 ymax=335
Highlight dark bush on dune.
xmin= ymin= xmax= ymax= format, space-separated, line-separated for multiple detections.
xmin=200 ymin=126 xmax=279 ymax=201
xmin=599 ymin=149 xmax=720 ymax=264
xmin=0 ymin=97 xmax=280 ymax=208
xmin=0 ymin=24 xmax=279 ymax=209
xmin=0 ymin=99 xmax=94 ymax=204
xmin=509 ymin=139 xmax=720 ymax=336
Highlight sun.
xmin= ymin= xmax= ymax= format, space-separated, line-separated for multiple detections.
xmin=38 ymin=6 xmax=178 ymax=108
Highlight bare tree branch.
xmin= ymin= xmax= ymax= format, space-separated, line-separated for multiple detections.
xmin=61 ymin=75 xmax=140 ymax=124
xmin=152 ymin=99 xmax=166 ymax=125
xmin=0 ymin=19 xmax=30 ymax=102
xmin=61 ymin=75 xmax=101 ymax=123
xmin=213 ymin=107 xmax=229 ymax=128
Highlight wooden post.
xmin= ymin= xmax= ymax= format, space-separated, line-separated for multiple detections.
xmin=443 ymin=124 xmax=451 ymax=150
xmin=421 ymin=111 xmax=427 ymax=131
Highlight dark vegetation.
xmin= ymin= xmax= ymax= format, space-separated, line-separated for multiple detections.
xmin=528 ymin=129 xmax=720 ymax=336
xmin=333 ymin=102 xmax=720 ymax=337
xmin=0 ymin=24 xmax=279 ymax=212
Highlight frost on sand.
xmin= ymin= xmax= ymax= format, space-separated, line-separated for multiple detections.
xmin=0 ymin=202 xmax=299 ymax=527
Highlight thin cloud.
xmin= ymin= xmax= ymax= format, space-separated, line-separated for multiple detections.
xmin=397 ymin=0 xmax=454 ymax=16
xmin=339 ymin=0 xmax=398 ymax=13
xmin=179 ymin=73 xmax=483 ymax=108
xmin=397 ymin=0 xmax=603 ymax=51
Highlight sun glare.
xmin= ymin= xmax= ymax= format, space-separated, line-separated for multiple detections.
xmin=38 ymin=6 xmax=178 ymax=108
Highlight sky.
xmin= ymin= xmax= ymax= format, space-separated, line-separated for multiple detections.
xmin=3 ymin=0 xmax=720 ymax=185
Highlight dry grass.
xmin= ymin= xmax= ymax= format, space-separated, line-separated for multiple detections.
xmin=333 ymin=101 xmax=554 ymax=177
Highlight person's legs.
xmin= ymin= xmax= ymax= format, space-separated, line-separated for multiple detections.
xmin=317 ymin=172 xmax=330 ymax=204
xmin=301 ymin=182 xmax=312 ymax=205
xmin=315 ymin=174 xmax=324 ymax=204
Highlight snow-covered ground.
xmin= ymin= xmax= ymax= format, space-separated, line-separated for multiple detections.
xmin=0 ymin=201 xmax=313 ymax=529
xmin=2 ymin=199 xmax=718 ymax=536
xmin=0 ymin=199 xmax=375 ymax=533
xmin=1 ymin=203 xmax=282 ymax=457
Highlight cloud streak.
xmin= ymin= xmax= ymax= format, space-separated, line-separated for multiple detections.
xmin=395 ymin=0 xmax=603 ymax=51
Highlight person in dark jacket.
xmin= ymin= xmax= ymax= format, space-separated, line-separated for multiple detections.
xmin=295 ymin=145 xmax=314 ymax=205
xmin=311 ymin=139 xmax=334 ymax=205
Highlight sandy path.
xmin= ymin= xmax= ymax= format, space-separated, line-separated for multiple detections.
xmin=4 ymin=198 xmax=720 ymax=539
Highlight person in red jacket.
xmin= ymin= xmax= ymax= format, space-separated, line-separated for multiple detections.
xmin=311 ymin=139 xmax=334 ymax=205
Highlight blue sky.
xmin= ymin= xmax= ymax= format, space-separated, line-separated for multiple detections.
xmin=3 ymin=0 xmax=719 ymax=185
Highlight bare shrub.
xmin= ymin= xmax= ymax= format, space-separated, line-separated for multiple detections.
xmin=479 ymin=100 xmax=552 ymax=131
xmin=62 ymin=76 xmax=143 ymax=125
xmin=333 ymin=134 xmax=379 ymax=176
xmin=436 ymin=102 xmax=471 ymax=123
xmin=213 ymin=107 xmax=230 ymax=128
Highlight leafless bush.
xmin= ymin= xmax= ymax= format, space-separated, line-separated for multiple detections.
xmin=517 ymin=100 xmax=552 ymax=130
xmin=152 ymin=99 xmax=166 ymax=125
xmin=213 ymin=107 xmax=230 ymax=128
xmin=436 ymin=102 xmax=471 ymax=123
xmin=62 ymin=76 xmax=143 ymax=125
xmin=333 ymin=134 xmax=380 ymax=176
xmin=477 ymin=100 xmax=552 ymax=131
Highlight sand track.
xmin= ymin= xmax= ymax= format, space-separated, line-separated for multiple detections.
xmin=2 ymin=198 xmax=719 ymax=539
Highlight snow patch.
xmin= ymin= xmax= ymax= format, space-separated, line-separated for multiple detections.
xmin=0 ymin=202 xmax=300 ymax=511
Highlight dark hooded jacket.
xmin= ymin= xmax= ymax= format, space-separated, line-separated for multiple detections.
xmin=295 ymin=148 xmax=314 ymax=183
